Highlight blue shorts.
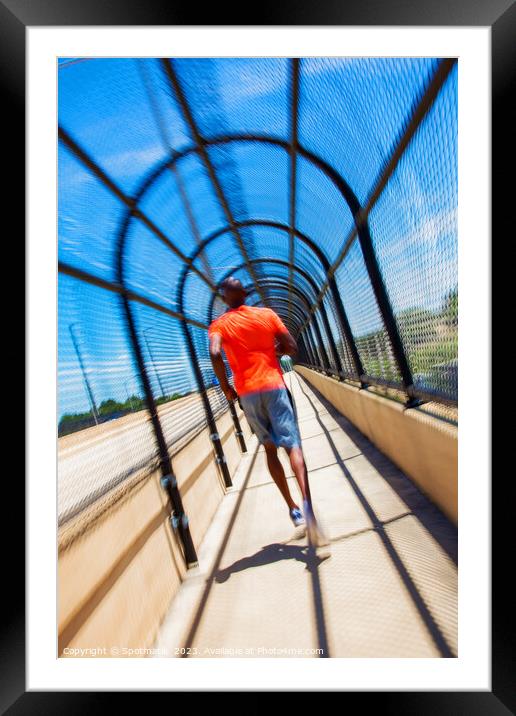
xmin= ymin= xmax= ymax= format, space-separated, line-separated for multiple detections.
xmin=239 ymin=388 xmax=301 ymax=449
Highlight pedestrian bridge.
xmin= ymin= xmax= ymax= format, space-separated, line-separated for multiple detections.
xmin=58 ymin=57 xmax=458 ymax=658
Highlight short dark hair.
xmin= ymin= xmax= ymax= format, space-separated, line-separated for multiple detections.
xmin=219 ymin=277 xmax=244 ymax=292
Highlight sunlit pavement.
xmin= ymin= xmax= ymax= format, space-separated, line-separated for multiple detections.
xmin=155 ymin=374 xmax=457 ymax=658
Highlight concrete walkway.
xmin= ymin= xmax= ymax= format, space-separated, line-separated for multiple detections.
xmin=155 ymin=373 xmax=457 ymax=658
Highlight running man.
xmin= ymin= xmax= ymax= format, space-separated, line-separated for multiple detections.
xmin=208 ymin=277 xmax=324 ymax=544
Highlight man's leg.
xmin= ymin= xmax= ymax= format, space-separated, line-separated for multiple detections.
xmin=285 ymin=446 xmax=312 ymax=506
xmin=286 ymin=445 xmax=329 ymax=545
xmin=266 ymin=389 xmax=328 ymax=546
xmin=263 ymin=441 xmax=299 ymax=511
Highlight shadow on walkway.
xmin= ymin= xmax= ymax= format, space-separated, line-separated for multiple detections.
xmin=296 ymin=376 xmax=458 ymax=565
xmin=215 ymin=540 xmax=332 ymax=655
xmin=169 ymin=372 xmax=457 ymax=659
xmin=295 ymin=374 xmax=456 ymax=657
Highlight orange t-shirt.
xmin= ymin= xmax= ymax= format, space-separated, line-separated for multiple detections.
xmin=208 ymin=305 xmax=289 ymax=396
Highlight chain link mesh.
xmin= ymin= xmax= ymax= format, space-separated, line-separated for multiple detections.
xmin=368 ymin=64 xmax=458 ymax=401
xmin=58 ymin=56 xmax=458 ymax=536
xmin=335 ymin=240 xmax=401 ymax=383
xmin=58 ymin=274 xmax=156 ymax=524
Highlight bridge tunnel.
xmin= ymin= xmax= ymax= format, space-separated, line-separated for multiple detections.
xmin=58 ymin=57 xmax=458 ymax=658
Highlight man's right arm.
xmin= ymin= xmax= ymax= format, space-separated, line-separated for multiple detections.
xmin=275 ymin=330 xmax=298 ymax=357
xmin=209 ymin=332 xmax=237 ymax=401
xmin=269 ymin=310 xmax=297 ymax=356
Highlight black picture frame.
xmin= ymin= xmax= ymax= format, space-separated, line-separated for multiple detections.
xmin=4 ymin=0 xmax=510 ymax=710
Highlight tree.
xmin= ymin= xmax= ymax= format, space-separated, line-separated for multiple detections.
xmin=442 ymin=288 xmax=458 ymax=327
xmin=396 ymin=306 xmax=438 ymax=347
xmin=98 ymin=398 xmax=122 ymax=415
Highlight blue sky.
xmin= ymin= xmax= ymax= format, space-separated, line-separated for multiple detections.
xmin=58 ymin=57 xmax=458 ymax=417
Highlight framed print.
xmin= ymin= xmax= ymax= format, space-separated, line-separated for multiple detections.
xmin=4 ymin=0 xmax=511 ymax=710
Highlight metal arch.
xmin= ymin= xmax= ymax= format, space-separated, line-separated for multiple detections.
xmin=246 ymin=279 xmax=311 ymax=309
xmin=251 ymin=296 xmax=307 ymax=326
xmin=128 ymin=133 xmax=364 ymax=223
xmin=106 ymin=115 xmax=368 ymax=381
xmin=160 ymin=59 xmax=267 ymax=308
xmin=287 ymin=57 xmax=300 ymax=323
xmin=178 ymin=220 xmax=331 ymax=328
xmin=252 ymin=293 xmax=306 ymax=317
xmin=180 ymin=217 xmax=340 ymax=354
xmin=249 ymin=279 xmax=333 ymax=371
xmin=97 ymin=105 xmax=373 ymax=382
xmin=66 ymin=109 xmax=363 ymax=380
xmin=183 ymin=220 xmax=331 ymax=300
xmin=59 ymin=127 xmax=217 ymax=301
xmin=208 ymin=257 xmax=321 ymax=321
xmin=178 ymin=231 xmax=319 ymax=331
xmin=245 ymin=292 xmax=311 ymax=331
xmin=262 ymin=294 xmax=324 ymax=345
xmin=180 ymin=219 xmax=362 ymax=377
xmin=250 ymin=272 xmax=318 ymax=312
xmin=175 ymin=262 xmax=235 ymax=488
xmin=118 ymin=59 xmax=456 ymax=395
xmin=118 ymin=130 xmax=368 ymax=316
xmin=209 ymin=258 xmax=345 ymax=374
xmin=248 ymin=281 xmax=312 ymax=318
xmin=115 ymin=57 xmax=453 ymax=395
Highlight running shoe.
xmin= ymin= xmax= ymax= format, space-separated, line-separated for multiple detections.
xmin=303 ymin=499 xmax=329 ymax=547
xmin=289 ymin=507 xmax=305 ymax=527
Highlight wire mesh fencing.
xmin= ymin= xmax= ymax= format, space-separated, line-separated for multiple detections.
xmin=58 ymin=55 xmax=458 ymax=564
xmin=295 ymin=58 xmax=458 ymax=408
xmin=368 ymin=63 xmax=458 ymax=402
xmin=58 ymin=274 xmax=157 ymax=525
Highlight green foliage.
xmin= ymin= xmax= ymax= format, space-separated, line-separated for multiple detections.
xmin=58 ymin=391 xmax=184 ymax=436
xmin=334 ymin=291 xmax=458 ymax=390
xmin=155 ymin=393 xmax=182 ymax=406
xmin=442 ymin=288 xmax=458 ymax=327
xmin=396 ymin=306 xmax=439 ymax=346
xmin=409 ymin=335 xmax=457 ymax=374
xmin=98 ymin=398 xmax=120 ymax=415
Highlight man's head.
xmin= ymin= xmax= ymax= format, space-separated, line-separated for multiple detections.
xmin=219 ymin=277 xmax=247 ymax=309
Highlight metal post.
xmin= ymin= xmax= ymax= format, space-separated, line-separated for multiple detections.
xmin=328 ymin=277 xmax=366 ymax=386
xmin=162 ymin=59 xmax=268 ymax=307
xmin=143 ymin=328 xmax=166 ymax=398
xmin=309 ymin=321 xmax=324 ymax=371
xmin=318 ymin=300 xmax=344 ymax=376
xmin=125 ymin=382 xmax=136 ymax=412
xmin=305 ymin=324 xmax=319 ymax=369
xmin=176 ymin=256 xmax=245 ymax=469
xmin=298 ymin=334 xmax=310 ymax=364
xmin=181 ymin=321 xmax=233 ymax=488
xmin=68 ymin=323 xmax=99 ymax=425
xmin=228 ymin=398 xmax=247 ymax=453
xmin=224 ymin=375 xmax=248 ymax=455
xmin=303 ymin=327 xmax=316 ymax=367
xmin=120 ymin=295 xmax=198 ymax=568
xmin=220 ymin=356 xmax=247 ymax=452
xmin=287 ymin=57 xmax=300 ymax=321
xmin=310 ymin=312 xmax=332 ymax=373
xmin=355 ymin=221 xmax=416 ymax=403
